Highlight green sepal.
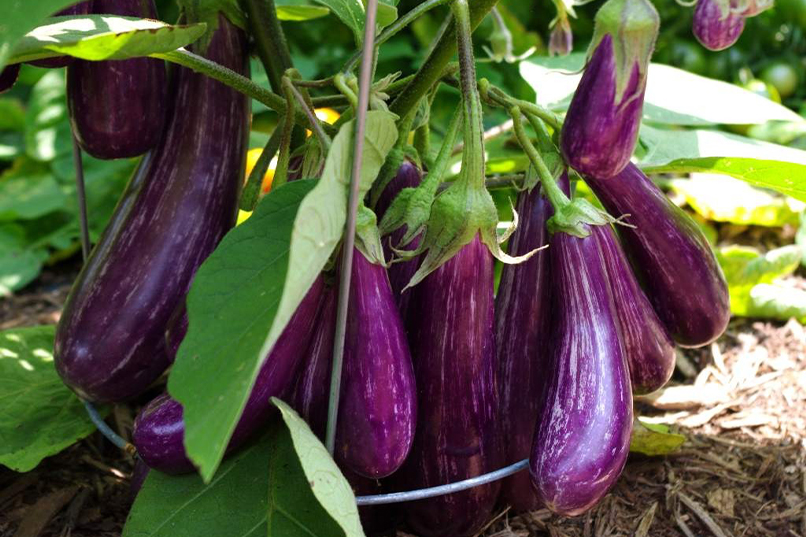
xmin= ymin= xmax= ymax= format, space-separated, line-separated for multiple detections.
xmin=589 ymin=0 xmax=659 ymax=103
xmin=355 ymin=205 xmax=386 ymax=266
xmin=547 ymin=198 xmax=616 ymax=237
xmin=177 ymin=0 xmax=246 ymax=52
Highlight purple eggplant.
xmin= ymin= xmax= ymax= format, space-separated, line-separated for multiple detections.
xmin=0 ymin=64 xmax=20 ymax=94
xmin=130 ymin=458 xmax=150 ymax=500
xmin=560 ymin=0 xmax=659 ymax=179
xmin=30 ymin=2 xmax=92 ymax=68
xmin=530 ymin=224 xmax=633 ymax=516
xmin=292 ymin=285 xmax=338 ymax=439
xmin=584 ymin=164 xmax=729 ymax=347
xmin=132 ymin=276 xmax=325 ymax=474
xmin=66 ymin=0 xmax=167 ymax=159
xmin=336 ymin=249 xmax=417 ymax=479
xmin=495 ymin=180 xmax=559 ymax=512
xmin=54 ymin=14 xmax=249 ymax=403
xmin=693 ymin=0 xmax=745 ymax=51
xmin=599 ymin=224 xmax=675 ymax=394
xmin=374 ymin=159 xmax=423 ymax=317
xmin=401 ymin=235 xmax=500 ymax=537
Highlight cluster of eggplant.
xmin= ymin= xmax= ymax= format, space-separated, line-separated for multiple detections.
xmin=691 ymin=0 xmax=773 ymax=51
xmin=39 ymin=2 xmax=732 ymax=537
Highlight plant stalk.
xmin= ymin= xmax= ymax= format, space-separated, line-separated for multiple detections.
xmin=241 ymin=0 xmax=294 ymax=92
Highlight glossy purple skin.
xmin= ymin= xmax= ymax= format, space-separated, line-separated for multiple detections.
xmin=375 ymin=160 xmax=423 ymax=318
xmin=0 ymin=64 xmax=20 ymax=94
xmin=584 ymin=164 xmax=730 ymax=347
xmin=336 ymin=249 xmax=417 ymax=479
xmin=495 ymin=176 xmax=569 ymax=513
xmin=54 ymin=15 xmax=250 ymax=403
xmin=67 ymin=0 xmax=166 ymax=159
xmin=292 ymin=285 xmax=338 ymax=440
xmin=693 ymin=0 xmax=745 ymax=51
xmin=30 ymin=2 xmax=92 ymax=68
xmin=132 ymin=276 xmax=325 ymax=474
xmin=561 ymin=35 xmax=645 ymax=179
xmin=129 ymin=458 xmax=150 ymax=500
xmin=401 ymin=235 xmax=501 ymax=537
xmin=599 ymin=224 xmax=676 ymax=395
xmin=530 ymin=225 xmax=633 ymax=516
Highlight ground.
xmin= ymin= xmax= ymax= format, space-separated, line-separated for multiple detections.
xmin=0 ymin=266 xmax=804 ymax=537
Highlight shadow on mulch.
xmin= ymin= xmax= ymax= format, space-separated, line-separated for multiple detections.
xmin=1 ymin=269 xmax=804 ymax=537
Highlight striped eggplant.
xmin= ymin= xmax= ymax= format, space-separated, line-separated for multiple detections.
xmin=54 ymin=14 xmax=249 ymax=402
xmin=599 ymin=223 xmax=675 ymax=394
xmin=560 ymin=0 xmax=659 ymax=179
xmin=132 ymin=276 xmax=325 ymax=474
xmin=693 ymin=0 xmax=745 ymax=51
xmin=495 ymin=178 xmax=562 ymax=512
xmin=530 ymin=224 xmax=633 ymax=516
xmin=67 ymin=0 xmax=167 ymax=159
xmin=401 ymin=235 xmax=501 ymax=537
xmin=336 ymin=249 xmax=417 ymax=479
xmin=30 ymin=2 xmax=92 ymax=68
xmin=584 ymin=163 xmax=729 ymax=347
xmin=374 ymin=159 xmax=423 ymax=317
xmin=0 ymin=65 xmax=20 ymax=94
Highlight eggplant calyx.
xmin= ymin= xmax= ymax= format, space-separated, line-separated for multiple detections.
xmin=355 ymin=205 xmax=386 ymax=266
xmin=548 ymin=198 xmax=616 ymax=237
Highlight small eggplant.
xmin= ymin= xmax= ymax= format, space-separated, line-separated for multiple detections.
xmin=530 ymin=224 xmax=632 ymax=516
xmin=29 ymin=2 xmax=92 ymax=68
xmin=693 ymin=0 xmax=745 ymax=51
xmin=598 ymin=224 xmax=676 ymax=395
xmin=67 ymin=0 xmax=167 ymax=159
xmin=374 ymin=159 xmax=423 ymax=317
xmin=336 ymin=249 xmax=417 ymax=479
xmin=54 ymin=14 xmax=249 ymax=402
xmin=129 ymin=458 xmax=150 ymax=501
xmin=401 ymin=235 xmax=501 ymax=537
xmin=132 ymin=276 xmax=325 ymax=474
xmin=584 ymin=163 xmax=730 ymax=347
xmin=495 ymin=182 xmax=557 ymax=512
xmin=560 ymin=0 xmax=659 ymax=179
xmin=0 ymin=64 xmax=20 ymax=94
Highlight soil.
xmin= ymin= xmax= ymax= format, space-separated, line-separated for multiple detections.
xmin=1 ymin=268 xmax=804 ymax=537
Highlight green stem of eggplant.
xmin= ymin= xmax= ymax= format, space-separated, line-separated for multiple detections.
xmin=510 ymin=107 xmax=571 ymax=211
xmin=241 ymin=0 xmax=294 ymax=93
xmin=150 ymin=49 xmax=337 ymax=136
xmin=388 ymin=0 xmax=501 ymax=120
xmin=452 ymin=0 xmax=486 ymax=191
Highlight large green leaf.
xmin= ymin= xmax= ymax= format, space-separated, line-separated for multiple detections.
xmin=716 ymin=245 xmax=803 ymax=320
xmin=0 ymin=326 xmax=99 ymax=472
xmin=0 ymin=0 xmax=86 ymax=69
xmin=123 ymin=432 xmax=273 ymax=537
xmin=0 ymin=164 xmax=66 ymax=222
xmin=168 ymin=108 xmax=397 ymax=483
xmin=24 ymin=70 xmax=71 ymax=163
xmin=669 ymin=174 xmax=803 ymax=227
xmin=748 ymin=283 xmax=806 ymax=323
xmin=272 ymin=399 xmax=364 ymax=537
xmin=519 ymin=54 xmax=802 ymax=125
xmin=276 ymin=0 xmax=330 ymax=21
xmin=8 ymin=15 xmax=206 ymax=64
xmin=310 ymin=0 xmax=365 ymax=43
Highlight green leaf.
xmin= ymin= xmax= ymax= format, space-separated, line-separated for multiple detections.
xmin=716 ymin=245 xmax=802 ymax=319
xmin=169 ymin=112 xmax=396 ymax=483
xmin=0 ymin=326 xmax=99 ymax=472
xmin=123 ymin=432 xmax=273 ymax=537
xmin=669 ymin=174 xmax=803 ymax=227
xmin=310 ymin=0 xmax=365 ymax=43
xmin=273 ymin=399 xmax=364 ymax=537
xmin=275 ymin=0 xmax=331 ymax=22
xmin=747 ymin=283 xmax=806 ymax=323
xmin=520 ymin=54 xmax=802 ymax=125
xmin=24 ymin=70 xmax=71 ymax=162
xmin=0 ymin=0 xmax=90 ymax=69
xmin=0 ymin=248 xmax=48 ymax=296
xmin=0 ymin=165 xmax=67 ymax=222
xmin=0 ymin=98 xmax=26 ymax=131
xmin=643 ymin=157 xmax=806 ymax=204
xmin=629 ymin=419 xmax=686 ymax=456
xmin=638 ymin=125 xmax=806 ymax=168
xmin=9 ymin=15 xmax=207 ymax=64
xmin=376 ymin=2 xmax=397 ymax=28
